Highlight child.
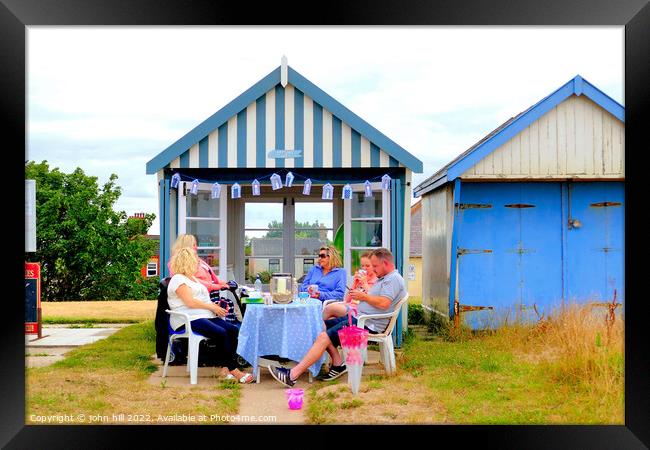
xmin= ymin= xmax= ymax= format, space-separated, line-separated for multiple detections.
xmin=322 ymin=251 xmax=378 ymax=320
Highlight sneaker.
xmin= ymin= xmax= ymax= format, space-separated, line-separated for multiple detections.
xmin=320 ymin=364 xmax=347 ymax=381
xmin=268 ymin=366 xmax=296 ymax=387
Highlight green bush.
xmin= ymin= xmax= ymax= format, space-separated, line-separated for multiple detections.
xmin=408 ymin=304 xmax=426 ymax=325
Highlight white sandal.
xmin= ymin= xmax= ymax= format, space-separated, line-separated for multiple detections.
xmin=224 ymin=373 xmax=236 ymax=381
xmin=239 ymin=373 xmax=255 ymax=384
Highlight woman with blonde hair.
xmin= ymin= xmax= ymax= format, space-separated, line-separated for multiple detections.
xmin=169 ymin=234 xmax=229 ymax=292
xmin=167 ymin=247 xmax=253 ymax=383
xmin=300 ymin=245 xmax=347 ymax=302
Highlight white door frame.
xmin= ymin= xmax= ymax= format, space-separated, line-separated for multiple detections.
xmin=343 ymin=182 xmax=391 ymax=281
xmin=177 ymin=181 xmax=228 ymax=281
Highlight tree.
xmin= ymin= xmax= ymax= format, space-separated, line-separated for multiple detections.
xmin=25 ymin=161 xmax=158 ymax=301
xmin=264 ymin=220 xmax=326 ymax=238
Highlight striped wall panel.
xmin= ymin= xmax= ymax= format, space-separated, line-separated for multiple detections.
xmin=168 ymin=84 xmax=403 ymax=170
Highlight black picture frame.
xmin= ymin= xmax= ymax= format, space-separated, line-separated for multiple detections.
xmin=3 ymin=0 xmax=648 ymax=447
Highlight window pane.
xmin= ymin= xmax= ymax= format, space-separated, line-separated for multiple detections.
xmin=351 ymin=221 xmax=382 ymax=247
xmin=351 ymin=192 xmax=382 ymax=218
xmin=295 ymin=230 xmax=333 ymax=255
xmin=197 ymin=249 xmax=220 ymax=272
xmin=187 ymin=220 xmax=220 ymax=247
xmin=187 ymin=191 xmax=220 ymax=217
xmin=295 ymin=202 xmax=333 ymax=228
xmin=245 ymin=202 xmax=283 ymax=229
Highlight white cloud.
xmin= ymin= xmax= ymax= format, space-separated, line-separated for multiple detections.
xmin=27 ymin=26 xmax=624 ymax=234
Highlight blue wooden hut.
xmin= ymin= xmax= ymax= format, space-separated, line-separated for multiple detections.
xmin=413 ymin=75 xmax=624 ymax=329
xmin=147 ymin=59 xmax=423 ymax=346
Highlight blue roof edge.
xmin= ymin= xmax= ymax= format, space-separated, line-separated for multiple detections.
xmin=146 ymin=67 xmax=282 ymax=174
xmin=288 ymin=67 xmax=423 ymax=173
xmin=444 ymin=75 xmax=624 ymax=181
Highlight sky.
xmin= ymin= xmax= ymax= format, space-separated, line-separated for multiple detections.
xmin=27 ymin=27 xmax=624 ymax=235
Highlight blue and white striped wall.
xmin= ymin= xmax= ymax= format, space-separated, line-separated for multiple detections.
xmin=164 ymin=84 xmax=404 ymax=171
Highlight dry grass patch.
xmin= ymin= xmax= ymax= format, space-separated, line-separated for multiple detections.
xmin=42 ymin=300 xmax=156 ymax=323
xmin=306 ymin=372 xmax=448 ymax=424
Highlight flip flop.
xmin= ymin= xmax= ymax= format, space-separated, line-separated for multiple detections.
xmin=239 ymin=373 xmax=255 ymax=384
xmin=224 ymin=374 xmax=236 ymax=381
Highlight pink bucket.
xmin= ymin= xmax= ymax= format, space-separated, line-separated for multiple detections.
xmin=285 ymin=388 xmax=304 ymax=410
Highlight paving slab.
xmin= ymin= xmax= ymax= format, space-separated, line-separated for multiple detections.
xmin=26 ymin=327 xmax=120 ymax=347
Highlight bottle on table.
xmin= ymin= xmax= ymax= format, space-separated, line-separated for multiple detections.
xmin=254 ymin=275 xmax=262 ymax=293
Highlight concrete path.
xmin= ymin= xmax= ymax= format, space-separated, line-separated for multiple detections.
xmin=25 ymin=326 xmax=121 ymax=368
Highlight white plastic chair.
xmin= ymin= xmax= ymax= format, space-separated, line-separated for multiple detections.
xmin=356 ymin=293 xmax=409 ymax=376
xmin=162 ymin=310 xmax=209 ymax=385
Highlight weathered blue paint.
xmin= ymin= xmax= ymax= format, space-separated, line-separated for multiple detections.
xmin=256 ymin=95 xmax=266 ymax=168
xmin=370 ymin=143 xmax=380 ymax=167
xmin=448 ymin=178 xmax=462 ymax=320
xmin=560 ymin=183 xmax=570 ymax=303
xmin=275 ymin=85 xmax=285 ymax=169
xmin=237 ymin=110 xmax=247 ymax=168
xmin=288 ymin=67 xmax=423 ymax=173
xmin=351 ymin=129 xmax=361 ymax=167
xmin=294 ymin=88 xmax=304 ymax=168
xmin=199 ymin=136 xmax=209 ymax=168
xmin=218 ymin=123 xmax=228 ymax=168
xmin=332 ymin=116 xmax=342 ymax=167
xmin=455 ymin=182 xmax=564 ymax=329
xmin=146 ymin=67 xmax=281 ymax=174
xmin=180 ymin=149 xmax=189 ymax=168
xmin=565 ymin=182 xmax=624 ymax=303
xmin=312 ymin=102 xmax=323 ymax=168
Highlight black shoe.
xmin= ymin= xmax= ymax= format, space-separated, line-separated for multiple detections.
xmin=320 ymin=364 xmax=347 ymax=381
xmin=268 ymin=366 xmax=296 ymax=387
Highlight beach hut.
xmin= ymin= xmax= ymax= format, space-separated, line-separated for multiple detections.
xmin=413 ymin=75 xmax=624 ymax=329
xmin=146 ymin=58 xmax=423 ymax=345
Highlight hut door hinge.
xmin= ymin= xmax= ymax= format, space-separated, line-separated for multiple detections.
xmin=457 ymin=248 xmax=492 ymax=255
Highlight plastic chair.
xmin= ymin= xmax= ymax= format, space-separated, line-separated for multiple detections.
xmin=162 ymin=310 xmax=209 ymax=385
xmin=356 ymin=293 xmax=409 ymax=376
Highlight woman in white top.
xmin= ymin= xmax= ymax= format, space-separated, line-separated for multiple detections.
xmin=168 ymin=247 xmax=253 ymax=383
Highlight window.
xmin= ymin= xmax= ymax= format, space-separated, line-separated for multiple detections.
xmin=344 ymin=183 xmax=390 ymax=277
xmin=269 ymin=258 xmax=281 ymax=274
xmin=146 ymin=262 xmax=158 ymax=277
xmin=178 ymin=181 xmax=227 ymax=280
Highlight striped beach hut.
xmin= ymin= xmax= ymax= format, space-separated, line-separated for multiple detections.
xmin=413 ymin=75 xmax=624 ymax=329
xmin=146 ymin=58 xmax=423 ymax=345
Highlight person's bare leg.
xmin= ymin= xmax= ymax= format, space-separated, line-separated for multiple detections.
xmin=289 ymin=332 xmax=332 ymax=380
xmin=322 ymin=303 xmax=348 ymax=320
xmin=325 ymin=342 xmax=343 ymax=366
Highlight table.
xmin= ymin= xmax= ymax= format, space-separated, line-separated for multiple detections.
xmin=236 ymin=298 xmax=327 ymax=382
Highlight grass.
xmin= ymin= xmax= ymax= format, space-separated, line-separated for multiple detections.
xmin=305 ymin=303 xmax=624 ymax=424
xmin=26 ymin=321 xmax=240 ymax=424
xmin=42 ymin=300 xmax=156 ymax=323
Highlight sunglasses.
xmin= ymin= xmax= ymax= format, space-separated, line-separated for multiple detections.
xmin=318 ymin=253 xmax=329 ymax=258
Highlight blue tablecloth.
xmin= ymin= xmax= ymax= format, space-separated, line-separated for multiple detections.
xmin=236 ymin=299 xmax=327 ymax=377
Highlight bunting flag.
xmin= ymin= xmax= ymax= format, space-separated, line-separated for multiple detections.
xmin=381 ymin=174 xmax=392 ymax=190
xmin=270 ymin=173 xmax=282 ymax=190
xmin=231 ymin=183 xmax=241 ymax=199
xmin=285 ymin=171 xmax=295 ymax=188
xmin=169 ymin=172 xmax=394 ymax=200
xmin=211 ymin=182 xmax=221 ymax=199
xmin=302 ymin=179 xmax=312 ymax=195
xmin=190 ymin=179 xmax=200 ymax=195
xmin=342 ymin=184 xmax=353 ymax=200
xmin=364 ymin=180 xmax=373 ymax=198
xmin=171 ymin=173 xmax=181 ymax=189
xmin=322 ymin=183 xmax=334 ymax=200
